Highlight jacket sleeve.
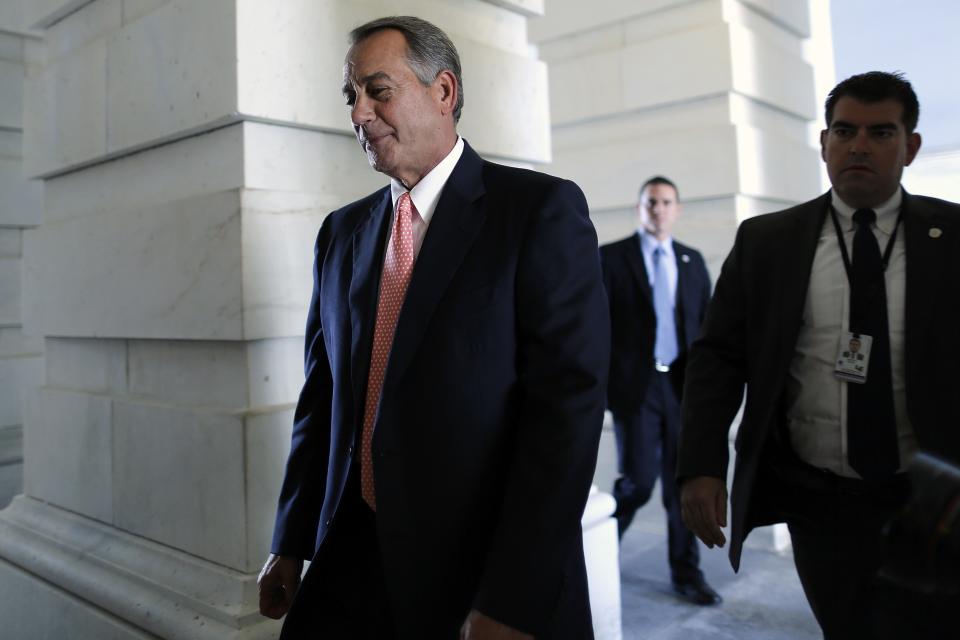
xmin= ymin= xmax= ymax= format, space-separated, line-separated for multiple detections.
xmin=678 ymin=225 xmax=749 ymax=483
xmin=472 ymin=179 xmax=611 ymax=635
xmin=270 ymin=220 xmax=334 ymax=559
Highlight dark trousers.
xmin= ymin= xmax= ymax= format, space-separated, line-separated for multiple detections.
xmin=280 ymin=478 xmax=395 ymax=640
xmin=612 ymin=371 xmax=701 ymax=584
xmin=777 ymin=459 xmax=951 ymax=640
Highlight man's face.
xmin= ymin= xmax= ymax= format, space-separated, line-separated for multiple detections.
xmin=850 ymin=338 xmax=861 ymax=353
xmin=342 ymin=29 xmax=454 ymax=187
xmin=638 ymin=183 xmax=681 ymax=241
xmin=820 ymin=97 xmax=921 ymax=209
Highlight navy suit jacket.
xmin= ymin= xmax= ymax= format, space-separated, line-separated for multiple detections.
xmin=601 ymin=234 xmax=711 ymax=416
xmin=678 ymin=190 xmax=960 ymax=571
xmin=270 ymin=141 xmax=610 ymax=637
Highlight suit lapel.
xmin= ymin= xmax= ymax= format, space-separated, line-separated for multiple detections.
xmin=625 ymin=238 xmax=652 ymax=305
xmin=349 ymin=189 xmax=392 ymax=422
xmin=673 ymin=241 xmax=694 ymax=329
xmin=776 ymin=193 xmax=831 ymax=361
xmin=380 ymin=142 xmax=488 ymax=397
xmin=902 ymin=190 xmax=950 ymax=407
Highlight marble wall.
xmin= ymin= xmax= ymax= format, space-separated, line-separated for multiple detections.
xmin=0 ymin=21 xmax=43 ymax=509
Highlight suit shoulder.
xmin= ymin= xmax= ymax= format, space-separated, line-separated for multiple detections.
xmin=314 ymin=186 xmax=389 ymax=243
xmin=600 ymin=235 xmax=637 ymax=256
xmin=482 ymin=160 xmax=584 ymax=199
xmin=737 ymin=195 xmax=827 ymax=238
xmin=909 ymin=193 xmax=960 ymax=217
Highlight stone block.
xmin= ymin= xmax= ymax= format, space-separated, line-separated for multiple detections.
xmin=0 ymin=558 xmax=155 ymax=640
xmin=245 ymin=337 xmax=304 ymax=410
xmin=0 ymin=256 xmax=21 ymax=326
xmin=122 ymin=0 xmax=170 ymax=25
xmin=0 ymin=461 xmax=22 ymax=508
xmin=0 ymin=228 xmax=19 ymax=257
xmin=242 ymin=122 xmax=383 ymax=199
xmin=735 ymin=124 xmax=821 ymax=203
xmin=0 ymin=31 xmax=23 ymax=63
xmin=112 ymin=400 xmax=249 ymax=570
xmin=240 ymin=189 xmax=328 ymax=340
xmin=480 ymin=0 xmax=543 ymax=17
xmin=548 ymin=124 xmax=740 ymax=213
xmin=127 ymin=339 xmax=247 ymax=409
xmin=0 ymin=128 xmax=21 ymax=156
xmin=729 ymin=23 xmax=816 ymax=120
xmin=547 ymin=47 xmax=622 ymax=126
xmin=45 ymin=0 xmax=121 ymax=62
xmin=740 ymin=0 xmax=810 ymax=37
xmin=0 ymin=58 xmax=23 ymax=130
xmin=0 ymin=155 xmax=44 ymax=226
xmin=22 ymin=386 xmax=113 ymax=523
xmin=105 ymin=0 xmax=237 ymax=156
xmin=0 ymin=327 xmax=43 ymax=358
xmin=43 ymin=123 xmax=243 ymax=223
xmin=22 ymin=0 xmax=95 ymax=30
xmin=23 ymin=190 xmax=244 ymax=340
xmin=0 ymin=354 xmax=43 ymax=427
xmin=621 ymin=24 xmax=733 ymax=114
xmin=45 ymin=337 xmax=126 ymax=394
xmin=456 ymin=39 xmax=550 ymax=163
xmin=530 ymin=0 xmax=685 ymax=43
xmin=244 ymin=407 xmax=294 ymax=566
xmin=22 ymin=37 xmax=107 ymax=177
xmin=0 ymin=424 xmax=22 ymax=465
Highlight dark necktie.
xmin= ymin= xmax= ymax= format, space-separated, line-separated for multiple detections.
xmin=847 ymin=208 xmax=899 ymax=480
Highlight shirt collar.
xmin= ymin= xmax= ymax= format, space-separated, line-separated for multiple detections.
xmin=390 ymin=136 xmax=464 ymax=224
xmin=830 ymin=187 xmax=902 ymax=236
xmin=638 ymin=228 xmax=674 ymax=259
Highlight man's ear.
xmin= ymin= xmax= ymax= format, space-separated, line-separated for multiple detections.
xmin=434 ymin=69 xmax=458 ymax=117
xmin=905 ymin=131 xmax=922 ymax=166
xmin=819 ymin=128 xmax=829 ymax=162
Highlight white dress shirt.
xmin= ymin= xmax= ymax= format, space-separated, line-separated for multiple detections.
xmin=388 ymin=137 xmax=465 ymax=260
xmin=638 ymin=230 xmax=677 ymax=304
xmin=785 ymin=188 xmax=916 ymax=478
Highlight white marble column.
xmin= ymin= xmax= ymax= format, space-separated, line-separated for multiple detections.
xmin=0 ymin=13 xmax=43 ymax=509
xmin=0 ymin=1 xmax=559 ymax=638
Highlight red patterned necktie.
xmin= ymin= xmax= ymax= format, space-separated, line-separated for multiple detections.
xmin=361 ymin=192 xmax=417 ymax=509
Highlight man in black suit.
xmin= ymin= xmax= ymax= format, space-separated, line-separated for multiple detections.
xmin=679 ymin=71 xmax=960 ymax=638
xmin=256 ymin=15 xmax=610 ymax=640
xmin=601 ymin=176 xmax=719 ymax=605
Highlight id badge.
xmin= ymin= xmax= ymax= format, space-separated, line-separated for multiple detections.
xmin=834 ymin=332 xmax=872 ymax=384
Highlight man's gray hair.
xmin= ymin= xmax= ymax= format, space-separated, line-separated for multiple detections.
xmin=349 ymin=16 xmax=464 ymax=122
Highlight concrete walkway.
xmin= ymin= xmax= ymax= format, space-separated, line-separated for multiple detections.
xmin=617 ymin=489 xmax=821 ymax=639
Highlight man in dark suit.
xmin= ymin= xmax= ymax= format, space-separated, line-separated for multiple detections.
xmin=601 ymin=176 xmax=719 ymax=605
xmin=256 ymin=16 xmax=610 ymax=640
xmin=679 ymin=71 xmax=960 ymax=639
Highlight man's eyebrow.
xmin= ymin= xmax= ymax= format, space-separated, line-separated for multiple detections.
xmin=343 ymin=70 xmax=393 ymax=92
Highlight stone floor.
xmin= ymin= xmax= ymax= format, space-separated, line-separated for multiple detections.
xmin=617 ymin=487 xmax=821 ymax=639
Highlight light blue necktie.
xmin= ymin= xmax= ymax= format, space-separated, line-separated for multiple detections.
xmin=653 ymin=246 xmax=678 ymax=366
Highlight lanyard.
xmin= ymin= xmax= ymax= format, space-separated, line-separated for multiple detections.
xmin=829 ymin=206 xmax=902 ymax=284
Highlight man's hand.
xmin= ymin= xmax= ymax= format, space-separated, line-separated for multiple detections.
xmin=257 ymin=554 xmax=303 ymax=619
xmin=680 ymin=476 xmax=728 ymax=549
xmin=460 ymin=609 xmax=534 ymax=639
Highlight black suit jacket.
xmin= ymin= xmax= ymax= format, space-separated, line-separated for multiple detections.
xmin=270 ymin=141 xmax=610 ymax=638
xmin=601 ymin=234 xmax=711 ymax=415
xmin=678 ymin=189 xmax=960 ymax=570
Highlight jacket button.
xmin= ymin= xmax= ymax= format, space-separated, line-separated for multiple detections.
xmin=325 ymin=519 xmax=331 ymax=527
xmin=347 ymin=446 xmax=353 ymax=455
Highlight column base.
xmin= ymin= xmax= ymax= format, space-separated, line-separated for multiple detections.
xmin=0 ymin=496 xmax=281 ymax=640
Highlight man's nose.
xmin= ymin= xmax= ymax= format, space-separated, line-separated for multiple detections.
xmin=351 ymin=93 xmax=374 ymax=127
xmin=849 ymin=128 xmax=870 ymax=154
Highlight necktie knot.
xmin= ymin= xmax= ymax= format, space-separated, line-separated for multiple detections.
xmin=853 ymin=208 xmax=876 ymax=228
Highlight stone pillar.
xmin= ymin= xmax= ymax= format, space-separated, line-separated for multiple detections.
xmin=0 ymin=1 xmax=554 ymax=638
xmin=0 ymin=14 xmax=43 ymax=508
